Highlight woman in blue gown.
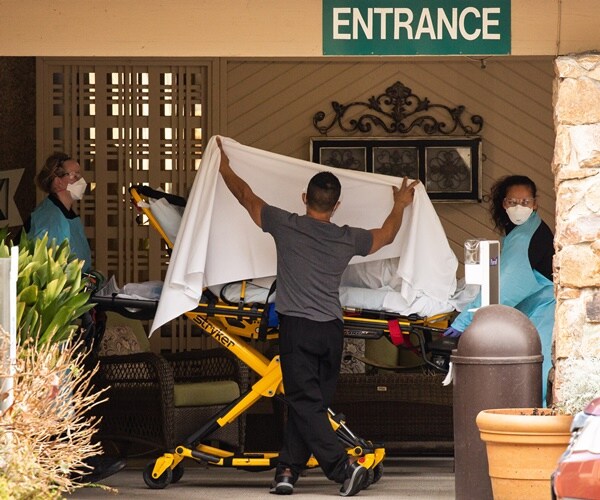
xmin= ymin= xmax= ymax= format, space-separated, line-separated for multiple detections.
xmin=24 ymin=152 xmax=126 ymax=481
xmin=26 ymin=152 xmax=91 ymax=272
xmin=445 ymin=175 xmax=555 ymax=404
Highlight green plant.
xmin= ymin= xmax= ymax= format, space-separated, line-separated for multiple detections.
xmin=0 ymin=231 xmax=93 ymax=346
xmin=0 ymin=229 xmax=107 ymax=497
xmin=554 ymin=356 xmax=600 ymax=415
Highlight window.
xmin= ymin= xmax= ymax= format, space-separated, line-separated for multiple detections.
xmin=311 ymin=136 xmax=482 ymax=202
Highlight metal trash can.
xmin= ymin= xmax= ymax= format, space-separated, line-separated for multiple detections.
xmin=451 ymin=304 xmax=543 ymax=500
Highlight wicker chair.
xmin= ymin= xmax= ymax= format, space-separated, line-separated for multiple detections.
xmin=332 ymin=336 xmax=454 ymax=456
xmin=91 ymin=319 xmax=247 ymax=456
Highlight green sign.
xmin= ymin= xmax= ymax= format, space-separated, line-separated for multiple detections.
xmin=323 ymin=0 xmax=511 ymax=55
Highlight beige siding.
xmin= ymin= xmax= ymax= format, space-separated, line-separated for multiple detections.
xmin=1 ymin=1 xmax=599 ymax=56
xmin=34 ymin=56 xmax=556 ymax=351
xmin=224 ymin=57 xmax=556 ymax=274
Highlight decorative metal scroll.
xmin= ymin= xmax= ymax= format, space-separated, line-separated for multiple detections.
xmin=313 ymin=80 xmax=484 ymax=136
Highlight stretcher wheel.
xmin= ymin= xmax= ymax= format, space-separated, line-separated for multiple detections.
xmin=143 ymin=462 xmax=173 ymax=489
xmin=372 ymin=462 xmax=384 ymax=484
xmin=362 ymin=467 xmax=375 ymax=489
xmin=171 ymin=464 xmax=184 ymax=484
xmin=361 ymin=461 xmax=383 ymax=489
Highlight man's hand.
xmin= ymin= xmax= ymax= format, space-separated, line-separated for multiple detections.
xmin=216 ymin=137 xmax=229 ymax=173
xmin=215 ymin=136 xmax=265 ymax=228
xmin=368 ymin=177 xmax=420 ymax=255
xmin=392 ymin=177 xmax=420 ymax=210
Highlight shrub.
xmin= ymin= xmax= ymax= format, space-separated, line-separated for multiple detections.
xmin=0 ymin=332 xmax=104 ymax=498
xmin=554 ymin=356 xmax=600 ymax=415
xmin=0 ymin=231 xmax=106 ymax=497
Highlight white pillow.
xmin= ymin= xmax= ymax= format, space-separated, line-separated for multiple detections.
xmin=149 ymin=197 xmax=184 ymax=244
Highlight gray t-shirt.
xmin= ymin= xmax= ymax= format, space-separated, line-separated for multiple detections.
xmin=262 ymin=204 xmax=372 ymax=322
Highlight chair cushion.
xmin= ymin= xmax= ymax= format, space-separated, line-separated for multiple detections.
xmin=173 ymin=380 xmax=240 ymax=407
xmin=99 ymin=311 xmax=150 ymax=356
xmin=99 ymin=325 xmax=145 ymax=356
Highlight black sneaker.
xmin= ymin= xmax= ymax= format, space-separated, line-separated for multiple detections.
xmin=339 ymin=458 xmax=367 ymax=497
xmin=270 ymin=467 xmax=295 ymax=495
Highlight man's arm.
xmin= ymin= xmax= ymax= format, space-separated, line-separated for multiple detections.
xmin=368 ymin=177 xmax=419 ymax=255
xmin=217 ymin=137 xmax=266 ymax=228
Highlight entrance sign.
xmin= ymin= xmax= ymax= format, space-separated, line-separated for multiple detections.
xmin=323 ymin=0 xmax=511 ymax=55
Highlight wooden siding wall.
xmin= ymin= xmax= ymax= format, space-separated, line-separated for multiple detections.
xmin=223 ymin=57 xmax=556 ymax=275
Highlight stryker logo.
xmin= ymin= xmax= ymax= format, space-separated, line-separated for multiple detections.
xmin=191 ymin=315 xmax=235 ymax=349
xmin=212 ymin=330 xmax=235 ymax=349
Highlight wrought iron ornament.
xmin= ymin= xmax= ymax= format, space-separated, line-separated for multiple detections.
xmin=313 ymin=80 xmax=484 ymax=136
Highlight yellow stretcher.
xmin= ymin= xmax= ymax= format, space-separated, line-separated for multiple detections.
xmin=119 ymin=185 xmax=455 ymax=490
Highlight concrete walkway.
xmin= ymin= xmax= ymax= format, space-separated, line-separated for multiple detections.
xmin=70 ymin=457 xmax=455 ymax=499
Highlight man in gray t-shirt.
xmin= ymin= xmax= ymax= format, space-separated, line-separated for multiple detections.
xmin=217 ymin=137 xmax=417 ymax=497
xmin=261 ymin=204 xmax=372 ymax=322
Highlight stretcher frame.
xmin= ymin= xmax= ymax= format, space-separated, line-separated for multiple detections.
xmin=119 ymin=185 xmax=454 ymax=489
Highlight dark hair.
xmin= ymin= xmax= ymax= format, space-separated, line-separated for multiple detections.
xmin=490 ymin=175 xmax=537 ymax=233
xmin=36 ymin=152 xmax=71 ymax=193
xmin=306 ymin=171 xmax=341 ymax=212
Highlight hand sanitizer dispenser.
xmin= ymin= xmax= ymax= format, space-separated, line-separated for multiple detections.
xmin=464 ymin=239 xmax=500 ymax=308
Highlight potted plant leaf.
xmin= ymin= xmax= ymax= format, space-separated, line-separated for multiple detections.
xmin=9 ymin=232 xmax=94 ymax=346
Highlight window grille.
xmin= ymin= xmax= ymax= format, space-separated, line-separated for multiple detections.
xmin=37 ymin=58 xmax=214 ymax=351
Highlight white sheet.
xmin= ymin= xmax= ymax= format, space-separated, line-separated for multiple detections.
xmin=216 ymin=276 xmax=478 ymax=318
xmin=151 ymin=136 xmax=458 ymax=334
xmin=340 ymin=279 xmax=479 ymax=317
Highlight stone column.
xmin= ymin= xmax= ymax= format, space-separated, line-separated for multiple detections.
xmin=553 ymin=53 xmax=600 ymax=400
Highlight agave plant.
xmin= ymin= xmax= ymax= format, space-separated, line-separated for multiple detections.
xmin=0 ymin=230 xmax=93 ymax=346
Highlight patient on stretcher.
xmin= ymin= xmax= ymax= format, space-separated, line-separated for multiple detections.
xmin=339 ymin=258 xmax=478 ymax=317
xmin=135 ymin=184 xmax=477 ymax=319
xmin=214 ymin=263 xmax=477 ymax=318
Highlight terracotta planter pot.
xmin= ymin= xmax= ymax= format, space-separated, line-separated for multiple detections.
xmin=476 ymin=408 xmax=573 ymax=500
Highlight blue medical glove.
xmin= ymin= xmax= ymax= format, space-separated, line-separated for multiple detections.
xmin=443 ymin=326 xmax=463 ymax=338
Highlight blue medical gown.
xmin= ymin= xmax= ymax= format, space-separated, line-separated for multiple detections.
xmin=451 ymin=212 xmax=555 ymax=403
xmin=28 ymin=196 xmax=92 ymax=273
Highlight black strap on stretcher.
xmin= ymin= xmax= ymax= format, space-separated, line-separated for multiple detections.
xmin=344 ymin=353 xmax=426 ymax=371
xmin=258 ymin=279 xmax=278 ymax=341
xmin=130 ymin=185 xmax=187 ymax=207
xmin=91 ymin=294 xmax=159 ymax=320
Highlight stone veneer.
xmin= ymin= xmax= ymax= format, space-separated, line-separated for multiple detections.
xmin=553 ymin=53 xmax=600 ymax=400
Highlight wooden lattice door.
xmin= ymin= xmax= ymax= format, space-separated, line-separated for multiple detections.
xmin=36 ymin=58 xmax=216 ymax=351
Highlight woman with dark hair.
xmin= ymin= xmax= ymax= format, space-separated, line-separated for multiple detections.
xmin=445 ymin=175 xmax=555 ymax=403
xmin=488 ymin=175 xmax=554 ymax=279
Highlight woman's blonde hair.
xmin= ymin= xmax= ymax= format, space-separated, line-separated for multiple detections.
xmin=36 ymin=152 xmax=71 ymax=193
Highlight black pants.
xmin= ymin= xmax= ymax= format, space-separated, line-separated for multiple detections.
xmin=277 ymin=314 xmax=347 ymax=484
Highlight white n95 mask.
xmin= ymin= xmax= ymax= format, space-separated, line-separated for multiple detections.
xmin=67 ymin=178 xmax=87 ymax=201
xmin=506 ymin=206 xmax=533 ymax=225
